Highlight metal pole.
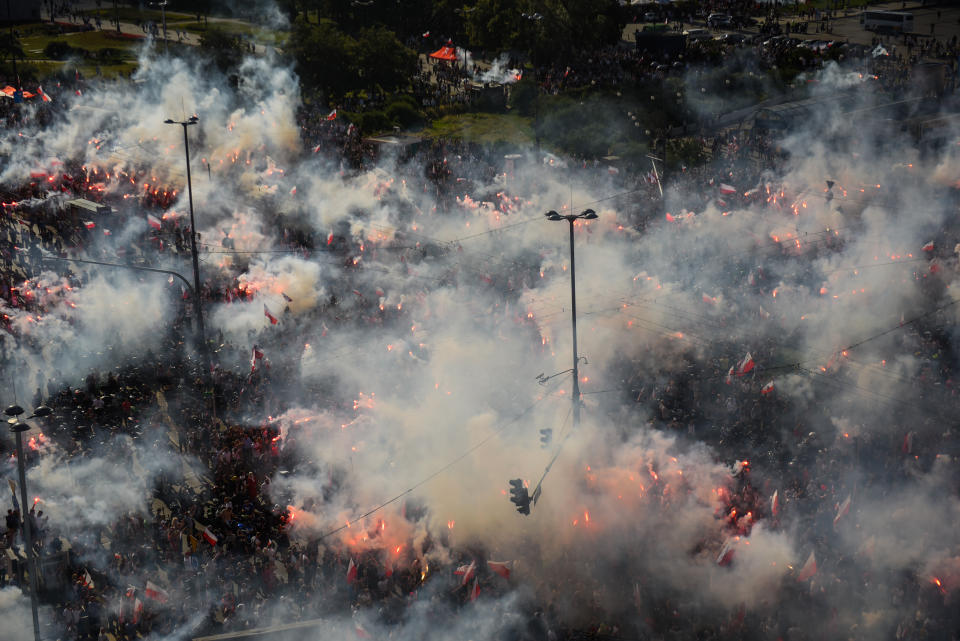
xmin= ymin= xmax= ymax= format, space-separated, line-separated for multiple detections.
xmin=568 ymin=219 xmax=580 ymax=427
xmin=14 ymin=430 xmax=41 ymax=641
xmin=182 ymin=123 xmax=206 ymax=355
xmin=161 ymin=1 xmax=168 ymax=54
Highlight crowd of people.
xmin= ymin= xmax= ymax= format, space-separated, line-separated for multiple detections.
xmin=0 ymin=7 xmax=959 ymax=641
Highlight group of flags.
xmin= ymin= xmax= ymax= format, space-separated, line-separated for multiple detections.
xmin=723 ymin=352 xmax=776 ymax=395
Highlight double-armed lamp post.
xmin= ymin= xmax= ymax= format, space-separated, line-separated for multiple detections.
xmin=544 ymin=207 xmax=596 ymax=427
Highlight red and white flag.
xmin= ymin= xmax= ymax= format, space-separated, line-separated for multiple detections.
xmin=83 ymin=221 xmax=96 ymax=229
xmin=486 ymin=560 xmax=511 ymax=579
xmin=346 ymin=558 xmax=358 ymax=584
xmin=326 ymin=108 xmax=338 ymax=121
xmin=716 ymin=537 xmax=737 ymax=566
xmin=454 ymin=561 xmax=476 ymax=586
xmin=469 ymin=577 xmax=480 ymax=602
xmin=725 ymin=366 xmax=735 ymax=385
xmin=132 ymin=598 xmax=143 ymax=624
xmin=797 ymin=551 xmax=817 ymax=581
xmin=770 ymin=490 xmax=780 ymax=517
xmin=736 ymin=352 xmax=755 ymax=376
xmin=760 ymin=381 xmax=775 ymax=395
xmin=37 ymin=86 xmax=51 ymax=103
xmin=202 ymin=526 xmax=218 ymax=546
xmin=422 ymin=30 xmax=430 ymax=38
xmin=355 ymin=622 xmax=370 ymax=638
xmin=81 ymin=569 xmax=95 ymax=589
xmin=145 ymin=580 xmax=168 ymax=603
xmin=251 ymin=345 xmax=264 ymax=372
xmin=264 ymin=304 xmax=278 ymax=325
xmin=922 ymin=241 xmax=935 ymax=252
xmin=147 ymin=214 xmax=162 ymax=230
xmin=834 ymin=494 xmax=851 ymax=527
xmin=719 ymin=183 xmax=737 ymax=195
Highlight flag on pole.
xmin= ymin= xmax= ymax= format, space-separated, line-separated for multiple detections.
xmin=719 ymin=183 xmax=737 ymax=195
xmin=770 ymin=490 xmax=780 ymax=516
xmin=326 ymin=109 xmax=338 ymax=121
xmin=132 ymin=598 xmax=143 ymax=624
xmin=147 ymin=214 xmax=162 ymax=230
xmin=37 ymin=86 xmax=51 ymax=103
xmin=797 ymin=551 xmax=817 ymax=581
xmin=470 ymin=577 xmax=480 ymax=601
xmin=82 ymin=569 xmax=95 ymax=589
xmin=716 ymin=537 xmax=736 ymax=566
xmin=725 ymin=366 xmax=735 ymax=385
xmin=83 ymin=221 xmax=96 ymax=229
xmin=736 ymin=352 xmax=755 ymax=376
xmin=922 ymin=241 xmax=935 ymax=252
xmin=251 ymin=345 xmax=264 ymax=372
xmin=486 ymin=560 xmax=511 ymax=579
xmin=201 ymin=526 xmax=218 ymax=546
xmin=454 ymin=561 xmax=476 ymax=586
xmin=346 ymin=558 xmax=358 ymax=584
xmin=834 ymin=494 xmax=851 ymax=527
xmin=145 ymin=580 xmax=168 ymax=602
xmin=760 ymin=381 xmax=775 ymax=395
xmin=264 ymin=304 xmax=278 ymax=325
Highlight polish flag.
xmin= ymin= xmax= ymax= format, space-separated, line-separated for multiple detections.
xmin=719 ymin=183 xmax=737 ymax=195
xmin=202 ymin=527 xmax=218 ymax=546
xmin=422 ymin=31 xmax=430 ymax=38
xmin=346 ymin=558 xmax=358 ymax=584
xmin=770 ymin=490 xmax=779 ymax=517
xmin=264 ymin=304 xmax=278 ymax=325
xmin=922 ymin=241 xmax=934 ymax=252
xmin=725 ymin=366 xmax=735 ymax=385
xmin=487 ymin=560 xmax=511 ymax=579
xmin=250 ymin=345 xmax=264 ymax=372
xmin=147 ymin=214 xmax=162 ymax=230
xmin=470 ymin=577 xmax=480 ymax=601
xmin=797 ymin=551 xmax=817 ymax=581
xmin=326 ymin=108 xmax=338 ymax=120
xmin=37 ymin=86 xmax=51 ymax=103
xmin=833 ymin=494 xmax=851 ymax=527
xmin=902 ymin=431 xmax=915 ymax=454
xmin=132 ymin=598 xmax=143 ymax=624
xmin=83 ymin=221 xmax=96 ymax=229
xmin=760 ymin=381 xmax=775 ymax=395
xmin=81 ymin=569 xmax=95 ymax=589
xmin=454 ymin=561 xmax=476 ymax=586
xmin=355 ymin=623 xmax=370 ymax=638
xmin=736 ymin=352 xmax=755 ymax=376
xmin=716 ymin=537 xmax=736 ymax=566
xmin=289 ymin=186 xmax=297 ymax=196
xmin=145 ymin=580 xmax=169 ymax=603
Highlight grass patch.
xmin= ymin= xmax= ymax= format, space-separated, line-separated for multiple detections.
xmin=21 ymin=29 xmax=143 ymax=58
xmin=422 ymin=113 xmax=533 ymax=145
xmin=171 ymin=19 xmax=287 ymax=46
xmin=82 ymin=8 xmax=195 ymax=24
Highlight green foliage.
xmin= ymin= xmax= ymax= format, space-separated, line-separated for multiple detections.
xmin=385 ymin=96 xmax=423 ymax=128
xmin=354 ymin=26 xmax=416 ymax=92
xmin=666 ymin=137 xmax=709 ymax=170
xmin=507 ymin=79 xmax=537 ymax=116
xmin=199 ymin=27 xmax=249 ymax=72
xmin=44 ymin=41 xmax=82 ymax=60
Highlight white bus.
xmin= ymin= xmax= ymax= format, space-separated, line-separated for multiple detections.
xmin=860 ymin=11 xmax=914 ymax=33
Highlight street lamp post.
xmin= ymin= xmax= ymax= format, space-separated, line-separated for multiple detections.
xmin=164 ymin=116 xmax=207 ymax=361
xmin=151 ymin=0 xmax=169 ymax=54
xmin=545 ymin=208 xmax=597 ymax=427
xmin=4 ymin=404 xmax=52 ymax=641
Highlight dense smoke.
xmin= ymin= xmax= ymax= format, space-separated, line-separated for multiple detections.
xmin=1 ymin=19 xmax=958 ymax=641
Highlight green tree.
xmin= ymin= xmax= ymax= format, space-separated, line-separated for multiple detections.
xmin=287 ymin=17 xmax=359 ymax=98
xmin=200 ymin=28 xmax=248 ymax=72
xmin=355 ymin=26 xmax=416 ymax=91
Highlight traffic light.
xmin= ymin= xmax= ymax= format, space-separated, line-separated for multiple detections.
xmin=508 ymin=478 xmax=531 ymax=515
xmin=539 ymin=429 xmax=552 ymax=448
